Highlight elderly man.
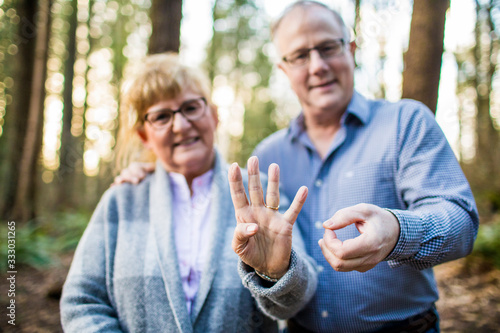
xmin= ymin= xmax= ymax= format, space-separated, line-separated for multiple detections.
xmin=229 ymin=1 xmax=479 ymax=332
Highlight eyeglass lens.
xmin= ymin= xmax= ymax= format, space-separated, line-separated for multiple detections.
xmin=145 ymin=98 xmax=206 ymax=128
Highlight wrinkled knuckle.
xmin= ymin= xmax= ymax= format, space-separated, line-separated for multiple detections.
xmin=235 ymin=188 xmax=246 ymax=196
xmin=331 ymin=260 xmax=344 ymax=271
xmin=249 ymin=185 xmax=261 ymax=192
xmin=232 ymin=187 xmax=246 ymax=197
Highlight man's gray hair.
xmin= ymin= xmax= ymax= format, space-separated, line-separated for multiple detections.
xmin=271 ymin=1 xmax=351 ymax=42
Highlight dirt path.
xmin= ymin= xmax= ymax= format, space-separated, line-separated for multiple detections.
xmin=0 ymin=254 xmax=72 ymax=333
xmin=1 ymin=255 xmax=499 ymax=332
xmin=435 ymin=259 xmax=500 ymax=332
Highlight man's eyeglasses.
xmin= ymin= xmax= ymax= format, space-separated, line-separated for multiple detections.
xmin=282 ymin=38 xmax=346 ymax=68
xmin=144 ymin=97 xmax=207 ymax=129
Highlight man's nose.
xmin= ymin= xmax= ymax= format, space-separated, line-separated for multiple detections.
xmin=308 ymin=49 xmax=328 ymax=74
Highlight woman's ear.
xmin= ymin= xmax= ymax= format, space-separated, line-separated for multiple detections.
xmin=136 ymin=127 xmax=151 ymax=149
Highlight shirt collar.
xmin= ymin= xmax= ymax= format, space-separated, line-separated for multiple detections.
xmin=345 ymin=90 xmax=370 ymax=125
xmin=287 ymin=90 xmax=370 ymax=141
xmin=169 ymin=169 xmax=214 ymax=199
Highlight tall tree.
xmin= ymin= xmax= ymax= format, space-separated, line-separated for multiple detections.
xmin=354 ymin=0 xmax=361 ymax=40
xmin=402 ymin=0 xmax=450 ymax=114
xmin=11 ymin=0 xmax=52 ymax=222
xmin=148 ymin=0 xmax=183 ymax=54
xmin=0 ymin=0 xmax=37 ymax=219
xmin=469 ymin=0 xmax=500 ymax=216
xmin=454 ymin=0 xmax=500 ymax=217
xmin=206 ymin=0 xmax=277 ymax=165
xmin=57 ymin=0 xmax=78 ymax=207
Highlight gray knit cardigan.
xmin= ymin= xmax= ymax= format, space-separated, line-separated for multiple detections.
xmin=60 ymin=151 xmax=317 ymax=333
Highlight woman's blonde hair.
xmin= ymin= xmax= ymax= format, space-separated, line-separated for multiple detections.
xmin=114 ymin=52 xmax=212 ymax=172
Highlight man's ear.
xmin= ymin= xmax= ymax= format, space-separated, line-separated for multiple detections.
xmin=349 ymin=40 xmax=357 ymax=57
xmin=210 ymin=104 xmax=219 ymax=127
xmin=136 ymin=128 xmax=150 ymax=149
xmin=277 ymin=61 xmax=287 ymax=76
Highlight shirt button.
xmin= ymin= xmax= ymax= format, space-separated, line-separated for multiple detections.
xmin=315 ymin=179 xmax=323 ymax=187
xmin=317 ymin=265 xmax=324 ymax=273
xmin=315 ymin=221 xmax=323 ymax=229
xmin=321 ymin=310 xmax=328 ymax=318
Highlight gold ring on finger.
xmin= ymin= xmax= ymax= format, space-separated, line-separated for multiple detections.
xmin=264 ymin=204 xmax=280 ymax=210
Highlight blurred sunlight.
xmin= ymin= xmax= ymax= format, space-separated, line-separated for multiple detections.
xmin=36 ymin=0 xmax=480 ymax=181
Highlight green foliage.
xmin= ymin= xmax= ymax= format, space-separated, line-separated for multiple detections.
xmin=0 ymin=211 xmax=90 ymax=270
xmin=206 ymin=0 xmax=279 ymax=165
xmin=48 ymin=210 xmax=92 ymax=252
xmin=1 ymin=221 xmax=53 ymax=269
xmin=470 ymin=215 xmax=500 ymax=269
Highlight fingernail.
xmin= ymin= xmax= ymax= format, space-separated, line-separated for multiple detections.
xmin=247 ymin=225 xmax=257 ymax=233
xmin=323 ymin=220 xmax=332 ymax=228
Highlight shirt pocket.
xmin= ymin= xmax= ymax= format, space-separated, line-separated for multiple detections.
xmin=335 ymin=161 xmax=397 ymax=208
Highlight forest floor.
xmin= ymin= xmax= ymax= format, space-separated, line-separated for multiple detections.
xmin=0 ymin=254 xmax=499 ymax=332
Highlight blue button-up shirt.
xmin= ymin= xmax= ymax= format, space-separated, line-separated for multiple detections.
xmin=253 ymin=91 xmax=479 ymax=332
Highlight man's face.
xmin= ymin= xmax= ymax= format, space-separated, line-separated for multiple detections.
xmin=275 ymin=6 xmax=356 ymax=118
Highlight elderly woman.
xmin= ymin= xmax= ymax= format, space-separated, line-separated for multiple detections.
xmin=60 ymin=53 xmax=317 ymax=333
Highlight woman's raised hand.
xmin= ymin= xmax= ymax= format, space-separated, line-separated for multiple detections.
xmin=228 ymin=156 xmax=308 ymax=280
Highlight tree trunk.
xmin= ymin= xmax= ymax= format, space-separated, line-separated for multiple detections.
xmin=148 ymin=0 xmax=183 ymax=54
xmin=57 ymin=0 xmax=78 ymax=207
xmin=11 ymin=0 xmax=52 ymax=222
xmin=354 ymin=0 xmax=361 ymax=40
xmin=402 ymin=0 xmax=450 ymax=114
xmin=0 ymin=0 xmax=37 ymax=219
xmin=472 ymin=0 xmax=500 ymax=215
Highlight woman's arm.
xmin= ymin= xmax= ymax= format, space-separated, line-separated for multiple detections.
xmin=229 ymin=156 xmax=318 ymax=319
xmin=60 ymin=191 xmax=123 ymax=332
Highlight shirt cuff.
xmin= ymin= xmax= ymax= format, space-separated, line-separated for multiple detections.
xmin=238 ymin=249 xmax=302 ymax=297
xmin=384 ymin=209 xmax=424 ymax=264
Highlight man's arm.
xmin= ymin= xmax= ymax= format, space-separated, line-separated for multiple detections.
xmin=319 ymin=103 xmax=478 ymax=272
xmin=384 ymin=103 xmax=479 ymax=269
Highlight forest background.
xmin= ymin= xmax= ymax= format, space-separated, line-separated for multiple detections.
xmin=0 ymin=0 xmax=499 ymax=331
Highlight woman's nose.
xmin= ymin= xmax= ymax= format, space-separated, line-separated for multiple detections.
xmin=171 ymin=112 xmax=191 ymax=132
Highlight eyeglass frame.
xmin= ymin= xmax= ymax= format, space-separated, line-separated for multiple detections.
xmin=143 ymin=97 xmax=208 ymax=129
xmin=281 ymin=38 xmax=347 ymax=68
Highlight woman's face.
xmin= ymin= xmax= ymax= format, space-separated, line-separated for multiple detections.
xmin=137 ymin=90 xmax=218 ymax=183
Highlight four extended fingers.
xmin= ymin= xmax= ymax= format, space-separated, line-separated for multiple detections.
xmin=229 ymin=156 xmax=307 ymax=224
